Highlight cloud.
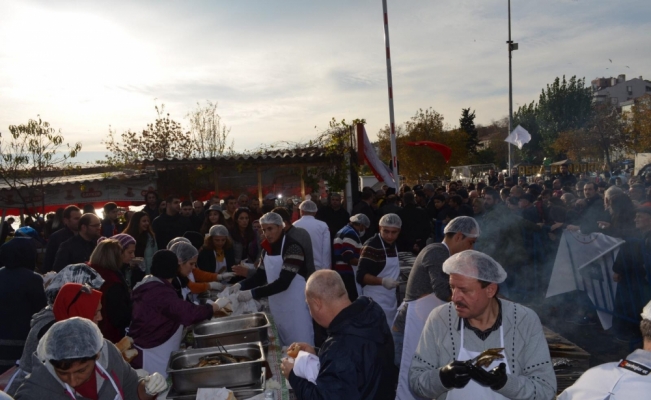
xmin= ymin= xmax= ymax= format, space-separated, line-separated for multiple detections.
xmin=0 ymin=0 xmax=650 ymax=154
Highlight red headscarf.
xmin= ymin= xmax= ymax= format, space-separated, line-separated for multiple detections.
xmin=53 ymin=283 xmax=103 ymax=322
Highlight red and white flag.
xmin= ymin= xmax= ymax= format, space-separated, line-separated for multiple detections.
xmin=357 ymin=125 xmax=397 ymax=189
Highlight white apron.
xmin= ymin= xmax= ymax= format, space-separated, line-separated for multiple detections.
xmin=135 ymin=324 xmax=183 ymax=378
xmin=264 ymin=236 xmax=314 ymax=346
xmin=447 ymin=320 xmax=511 ymax=400
xmin=351 ymin=230 xmax=363 ymax=297
xmin=396 ymin=294 xmax=446 ymax=400
xmin=362 ymin=238 xmax=400 ymax=328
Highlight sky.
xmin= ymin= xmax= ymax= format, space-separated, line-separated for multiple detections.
xmin=1 ymin=0 xmax=649 ymax=162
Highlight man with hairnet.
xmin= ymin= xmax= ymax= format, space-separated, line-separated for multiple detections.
xmin=409 ymin=250 xmax=556 ymax=400
xmin=294 ymin=200 xmax=331 ymax=271
xmin=14 ymin=317 xmax=167 ymax=400
xmin=558 ymin=299 xmax=651 ymax=399
xmin=333 ymin=213 xmax=371 ymax=301
xmin=392 ymin=217 xmax=480 ymax=399
xmin=232 ymin=212 xmax=314 ymax=346
xmin=357 ymin=213 xmax=402 ymax=328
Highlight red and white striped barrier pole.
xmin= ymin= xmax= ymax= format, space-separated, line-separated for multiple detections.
xmin=382 ymin=0 xmax=399 ymax=188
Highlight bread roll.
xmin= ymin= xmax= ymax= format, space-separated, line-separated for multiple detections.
xmin=123 ymin=348 xmax=138 ymax=363
xmin=115 ymin=336 xmax=133 ymax=353
xmin=287 ymin=343 xmax=300 ymax=358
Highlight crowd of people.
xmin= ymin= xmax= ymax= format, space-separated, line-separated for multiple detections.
xmin=1 ymin=164 xmax=651 ymax=399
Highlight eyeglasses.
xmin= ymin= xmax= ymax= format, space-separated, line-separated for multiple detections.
xmin=67 ymin=284 xmax=93 ymax=315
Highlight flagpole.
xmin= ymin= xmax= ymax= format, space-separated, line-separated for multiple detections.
xmin=507 ymin=0 xmax=518 ymax=174
xmin=382 ymin=0 xmax=399 ymax=188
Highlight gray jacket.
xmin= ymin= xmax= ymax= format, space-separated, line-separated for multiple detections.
xmin=14 ymin=339 xmax=142 ymax=400
xmin=409 ymin=299 xmax=556 ymax=400
xmin=393 ymin=243 xmax=451 ymax=333
xmin=6 ymin=308 xmax=55 ymax=396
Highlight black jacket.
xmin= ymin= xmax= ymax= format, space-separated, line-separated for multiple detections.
xmin=197 ymin=247 xmax=236 ymax=274
xmin=52 ymin=234 xmax=97 ymax=272
xmin=0 ymin=238 xmax=46 ymax=373
xmin=397 ymin=204 xmax=430 ymax=252
xmin=316 ymin=206 xmax=350 ymax=242
xmin=288 ymin=296 xmax=397 ymax=400
xmin=42 ymin=226 xmax=74 ymax=273
xmin=576 ymin=195 xmax=610 ymax=234
xmin=352 ymin=201 xmax=377 ymax=243
xmin=152 ymin=212 xmax=192 ymax=250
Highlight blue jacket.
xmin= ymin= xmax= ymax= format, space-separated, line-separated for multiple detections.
xmin=288 ymin=296 xmax=398 ymax=400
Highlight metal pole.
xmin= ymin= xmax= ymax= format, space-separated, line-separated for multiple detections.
xmin=507 ymin=0 xmax=513 ymax=174
xmin=382 ymin=0 xmax=398 ymax=188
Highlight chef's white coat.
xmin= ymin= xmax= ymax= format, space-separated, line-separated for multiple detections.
xmin=558 ymin=348 xmax=651 ymax=400
xmin=294 ymin=215 xmax=331 ymax=270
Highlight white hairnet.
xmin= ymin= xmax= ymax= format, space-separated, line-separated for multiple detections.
xmin=167 ymin=236 xmax=191 ymax=250
xmin=642 ymin=300 xmax=651 ymax=321
xmin=444 ymin=216 xmax=481 ymax=238
xmin=45 ymin=264 xmax=105 ymax=305
xmin=260 ymin=212 xmax=284 ymax=226
xmin=442 ymin=250 xmax=507 ymax=284
xmin=299 ymin=200 xmax=318 ymax=213
xmin=209 ymin=224 xmax=229 ymax=237
xmin=170 ymin=241 xmax=198 ymax=263
xmin=379 ymin=213 xmax=402 ymax=229
xmin=37 ymin=317 xmax=103 ymax=361
xmin=350 ymin=213 xmax=371 ymax=228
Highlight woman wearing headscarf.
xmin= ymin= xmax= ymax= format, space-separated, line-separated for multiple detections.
xmin=169 ymin=241 xmax=234 ymax=303
xmin=199 ymin=205 xmax=226 ymax=235
xmin=0 ymin=237 xmax=46 ymax=373
xmin=14 ymin=317 xmax=167 ymax=400
xmin=52 ymin=283 xmax=103 ymax=324
xmin=90 ymin=235 xmax=135 ymax=343
xmin=122 ymin=211 xmax=157 ymax=287
xmin=129 ymin=250 xmax=229 ymax=376
xmin=5 ymin=264 xmax=105 ymax=397
xmin=229 ymin=208 xmax=260 ymax=264
xmin=197 ymin=225 xmax=236 ymax=274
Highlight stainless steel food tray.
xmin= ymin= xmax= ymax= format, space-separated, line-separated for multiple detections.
xmin=193 ymin=313 xmax=270 ymax=348
xmin=166 ymin=342 xmax=265 ymax=394
xmin=165 ymin=368 xmax=266 ymax=400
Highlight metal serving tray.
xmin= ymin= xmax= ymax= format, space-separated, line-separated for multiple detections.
xmin=193 ymin=313 xmax=270 ymax=348
xmin=166 ymin=342 xmax=265 ymax=394
xmin=165 ymin=368 xmax=266 ymax=400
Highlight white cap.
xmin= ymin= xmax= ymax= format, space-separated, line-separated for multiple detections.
xmin=442 ymin=250 xmax=507 ymax=284
xmin=444 ymin=216 xmax=481 ymax=238
xmin=260 ymin=212 xmax=284 ymax=226
xmin=209 ymin=224 xmax=229 ymax=237
xmin=379 ymin=213 xmax=402 ymax=229
xmin=641 ymin=300 xmax=651 ymax=321
xmin=299 ymin=200 xmax=318 ymax=213
xmin=350 ymin=214 xmax=371 ymax=228
xmin=37 ymin=317 xmax=104 ymax=361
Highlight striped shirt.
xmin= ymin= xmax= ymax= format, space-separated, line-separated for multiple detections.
xmin=333 ymin=224 xmax=363 ymax=274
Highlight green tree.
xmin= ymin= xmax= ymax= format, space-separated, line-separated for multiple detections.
xmin=104 ymin=104 xmax=195 ymax=166
xmin=513 ymin=76 xmax=592 ymax=162
xmin=460 ymin=108 xmax=479 ymax=156
xmin=0 ymin=117 xmax=81 ymax=218
xmin=377 ymin=108 xmax=471 ymax=182
xmin=187 ymin=101 xmax=234 ymax=158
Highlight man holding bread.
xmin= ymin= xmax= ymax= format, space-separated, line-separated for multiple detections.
xmin=281 ymin=270 xmax=397 ymax=399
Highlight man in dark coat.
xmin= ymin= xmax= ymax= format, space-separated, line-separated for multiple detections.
xmin=43 ymin=205 xmax=81 ymax=273
xmin=0 ymin=237 xmax=47 ymax=373
xmin=52 ymin=213 xmax=101 ymax=272
xmin=152 ymin=195 xmax=192 ymax=250
xmin=352 ymin=189 xmax=377 ymax=243
xmin=282 ymin=270 xmax=397 ymax=400
xmin=316 ymin=193 xmax=350 ymax=245
xmin=567 ymin=182 xmax=610 ymax=234
xmin=397 ymin=192 xmax=430 ymax=252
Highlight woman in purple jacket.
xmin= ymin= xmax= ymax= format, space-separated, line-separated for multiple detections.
xmin=128 ymin=250 xmax=230 ymax=376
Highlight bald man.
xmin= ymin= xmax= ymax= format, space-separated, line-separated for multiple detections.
xmin=281 ymin=270 xmax=397 ymax=400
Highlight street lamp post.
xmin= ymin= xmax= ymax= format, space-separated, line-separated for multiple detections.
xmin=507 ymin=0 xmax=518 ymax=174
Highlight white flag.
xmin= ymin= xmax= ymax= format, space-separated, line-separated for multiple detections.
xmin=504 ymin=125 xmax=531 ymax=149
xmin=361 ymin=126 xmax=397 ymax=189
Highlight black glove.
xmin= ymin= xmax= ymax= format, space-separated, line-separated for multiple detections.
xmin=439 ymin=361 xmax=471 ymax=389
xmin=468 ymin=362 xmax=508 ymax=390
